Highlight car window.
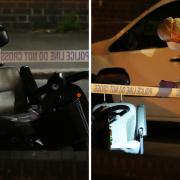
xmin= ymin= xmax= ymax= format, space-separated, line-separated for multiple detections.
xmin=109 ymin=1 xmax=180 ymax=52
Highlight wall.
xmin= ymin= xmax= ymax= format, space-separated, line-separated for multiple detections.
xmin=0 ymin=0 xmax=88 ymax=32
xmin=92 ymin=0 xmax=159 ymax=42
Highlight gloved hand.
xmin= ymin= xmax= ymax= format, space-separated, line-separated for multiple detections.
xmin=159 ymin=80 xmax=178 ymax=88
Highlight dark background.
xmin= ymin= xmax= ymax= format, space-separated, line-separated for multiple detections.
xmin=92 ymin=0 xmax=158 ymax=42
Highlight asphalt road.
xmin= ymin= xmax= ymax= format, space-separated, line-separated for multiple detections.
xmin=4 ymin=32 xmax=89 ymax=50
xmin=145 ymin=141 xmax=180 ymax=157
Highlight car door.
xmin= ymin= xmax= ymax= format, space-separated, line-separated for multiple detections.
xmin=92 ymin=1 xmax=180 ymax=122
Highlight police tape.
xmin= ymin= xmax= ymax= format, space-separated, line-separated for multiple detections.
xmin=91 ymin=83 xmax=180 ymax=98
xmin=0 ymin=50 xmax=89 ymax=62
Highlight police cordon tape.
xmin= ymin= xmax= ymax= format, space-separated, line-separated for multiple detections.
xmin=91 ymin=83 xmax=180 ymax=98
xmin=0 ymin=50 xmax=89 ymax=62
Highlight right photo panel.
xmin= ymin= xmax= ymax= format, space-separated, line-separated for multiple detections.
xmin=91 ymin=0 xmax=180 ymax=179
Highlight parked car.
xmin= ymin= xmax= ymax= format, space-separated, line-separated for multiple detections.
xmin=92 ymin=0 xmax=180 ymax=122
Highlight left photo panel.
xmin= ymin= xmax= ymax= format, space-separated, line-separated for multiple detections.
xmin=0 ymin=0 xmax=89 ymax=179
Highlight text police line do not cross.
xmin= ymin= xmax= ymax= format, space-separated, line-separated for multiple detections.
xmin=91 ymin=83 xmax=180 ymax=98
xmin=0 ymin=50 xmax=89 ymax=62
